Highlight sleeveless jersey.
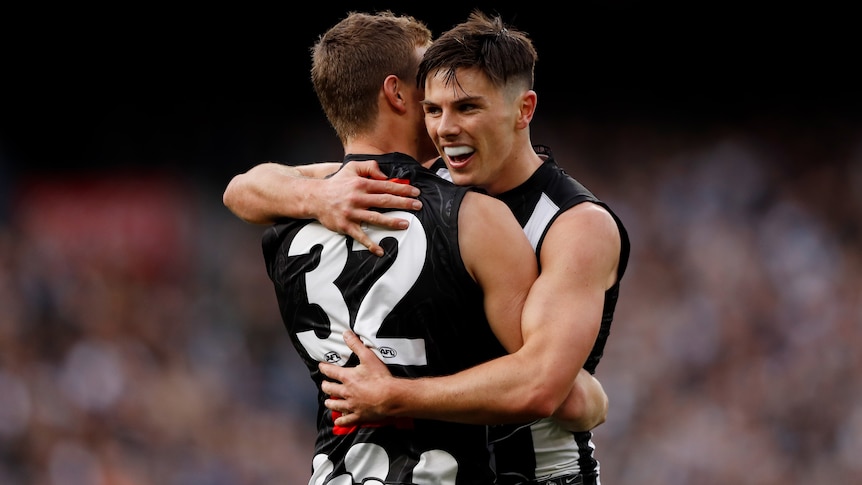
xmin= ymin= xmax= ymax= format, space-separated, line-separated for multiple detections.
xmin=262 ymin=152 xmax=507 ymax=485
xmin=432 ymin=146 xmax=631 ymax=485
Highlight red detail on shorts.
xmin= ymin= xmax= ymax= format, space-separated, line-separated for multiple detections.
xmin=331 ymin=410 xmax=414 ymax=435
xmin=389 ymin=178 xmax=410 ymax=185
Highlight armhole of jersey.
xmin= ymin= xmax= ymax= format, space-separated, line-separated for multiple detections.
xmin=450 ymin=187 xmax=477 ymax=285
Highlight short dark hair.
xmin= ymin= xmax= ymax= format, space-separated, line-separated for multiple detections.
xmin=417 ymin=10 xmax=536 ymax=93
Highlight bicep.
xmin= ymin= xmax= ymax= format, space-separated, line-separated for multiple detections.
xmin=519 ymin=205 xmax=621 ymax=375
xmin=458 ymin=192 xmax=537 ymax=353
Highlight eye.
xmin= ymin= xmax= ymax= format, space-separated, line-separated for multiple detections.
xmin=423 ymin=105 xmax=441 ymax=116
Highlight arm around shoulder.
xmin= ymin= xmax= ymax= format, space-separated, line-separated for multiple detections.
xmin=222 ymin=162 xmax=340 ymax=224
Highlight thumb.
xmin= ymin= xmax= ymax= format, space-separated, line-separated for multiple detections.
xmin=354 ymin=160 xmax=386 ymax=180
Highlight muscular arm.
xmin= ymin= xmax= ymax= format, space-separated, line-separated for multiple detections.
xmin=222 ymin=160 xmax=423 ymax=255
xmin=321 ymin=201 xmax=620 ymax=428
xmin=223 ymin=162 xmax=340 ymax=223
xmin=553 ymin=369 xmax=608 ymax=431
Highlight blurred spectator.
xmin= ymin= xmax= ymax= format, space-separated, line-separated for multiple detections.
xmin=0 ymin=117 xmax=859 ymax=484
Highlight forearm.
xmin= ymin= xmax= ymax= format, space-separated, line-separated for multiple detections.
xmin=383 ymin=351 xmax=567 ymax=424
xmin=381 ymin=281 xmax=593 ymax=425
xmin=379 ymin=361 xmax=605 ymax=430
xmin=222 ymin=162 xmax=333 ymax=224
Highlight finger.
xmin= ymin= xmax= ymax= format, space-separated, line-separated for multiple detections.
xmin=378 ymin=195 xmax=422 ymax=212
xmin=324 ymin=397 xmax=350 ymax=413
xmin=365 ymin=179 xmax=421 ymax=198
xmin=321 ymin=382 xmax=345 ymax=400
xmin=320 ymin=379 xmax=336 ymax=397
xmin=343 ymin=330 xmax=375 ymax=361
xmin=319 ymin=362 xmax=344 ymax=382
xmin=348 ymin=160 xmax=386 ymax=180
xmin=360 ymin=210 xmax=412 ymax=230
xmin=334 ymin=412 xmax=359 ymax=427
xmin=324 ymin=397 xmax=360 ymax=427
xmin=345 ymin=226 xmax=384 ymax=257
xmin=381 ymin=193 xmax=423 ymax=211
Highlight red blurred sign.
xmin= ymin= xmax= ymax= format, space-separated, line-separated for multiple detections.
xmin=13 ymin=171 xmax=196 ymax=282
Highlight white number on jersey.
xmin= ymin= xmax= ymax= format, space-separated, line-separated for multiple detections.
xmin=289 ymin=212 xmax=428 ymax=366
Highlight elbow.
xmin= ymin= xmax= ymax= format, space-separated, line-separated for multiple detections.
xmin=588 ymin=380 xmax=609 ymax=428
xmin=552 ymin=384 xmax=609 ymax=432
xmin=223 ymin=176 xmax=266 ymax=225
xmin=580 ymin=393 xmax=608 ymax=429
xmin=505 ymin=366 xmax=574 ymax=421
xmin=517 ymin=385 xmax=566 ymax=421
xmin=598 ymin=392 xmax=609 ymax=426
xmin=223 ymin=177 xmax=242 ymax=212
xmin=491 ymin=389 xmax=556 ymax=423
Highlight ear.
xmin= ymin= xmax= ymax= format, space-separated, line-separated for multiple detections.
xmin=383 ymin=75 xmax=408 ymax=114
xmin=515 ymin=90 xmax=538 ymax=129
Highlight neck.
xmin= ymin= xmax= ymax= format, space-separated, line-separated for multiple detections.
xmin=343 ymin=140 xmax=388 ymax=156
xmin=343 ymin=133 xmax=419 ymax=159
xmin=484 ymin=142 xmax=544 ymax=196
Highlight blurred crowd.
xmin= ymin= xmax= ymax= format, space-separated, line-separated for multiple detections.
xmin=0 ymin=116 xmax=860 ymax=484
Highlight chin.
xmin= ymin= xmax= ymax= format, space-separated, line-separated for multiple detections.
xmin=448 ymin=172 xmax=475 ymax=189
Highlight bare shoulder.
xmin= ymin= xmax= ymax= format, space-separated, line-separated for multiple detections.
xmin=543 ymin=202 xmax=622 ymax=288
xmin=550 ymin=202 xmax=620 ymax=242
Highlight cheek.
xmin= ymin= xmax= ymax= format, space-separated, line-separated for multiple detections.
xmin=423 ymin=118 xmax=438 ymax=136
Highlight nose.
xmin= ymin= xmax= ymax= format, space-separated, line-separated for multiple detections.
xmin=437 ymin=109 xmax=460 ymax=138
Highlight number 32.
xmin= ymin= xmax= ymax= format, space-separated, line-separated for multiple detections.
xmin=290 ymin=212 xmax=428 ymax=367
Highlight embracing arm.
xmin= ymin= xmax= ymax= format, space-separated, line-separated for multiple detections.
xmin=457 ymin=202 xmax=619 ymax=426
xmin=326 ymin=338 xmax=608 ymax=430
xmin=223 ymin=162 xmax=341 ymax=224
xmin=553 ymin=369 xmax=608 ymax=431
xmin=222 ymin=160 xmax=423 ymax=255
xmin=321 ymin=202 xmax=620 ymax=428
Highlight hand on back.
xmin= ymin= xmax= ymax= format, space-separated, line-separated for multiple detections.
xmin=319 ymin=330 xmax=396 ymax=426
xmin=318 ymin=160 xmax=423 ymax=256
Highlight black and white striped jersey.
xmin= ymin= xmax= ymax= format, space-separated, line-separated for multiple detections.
xmin=434 ymin=145 xmax=631 ymax=485
xmin=263 ymin=152 xmax=508 ymax=485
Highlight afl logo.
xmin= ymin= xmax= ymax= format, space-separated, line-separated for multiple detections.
xmin=379 ymin=347 xmax=397 ymax=358
xmin=324 ymin=351 xmax=340 ymax=363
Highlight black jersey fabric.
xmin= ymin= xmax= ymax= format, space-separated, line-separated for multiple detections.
xmin=262 ymin=152 xmax=507 ymax=485
xmin=432 ymin=146 xmax=630 ymax=485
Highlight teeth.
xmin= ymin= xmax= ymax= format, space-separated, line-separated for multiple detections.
xmin=443 ymin=146 xmax=474 ymax=157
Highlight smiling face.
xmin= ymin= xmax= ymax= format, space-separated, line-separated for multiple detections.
xmin=422 ymin=67 xmax=533 ymax=194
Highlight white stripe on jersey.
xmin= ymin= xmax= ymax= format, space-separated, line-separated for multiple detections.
xmin=435 ymin=167 xmax=453 ymax=182
xmin=522 ymin=192 xmax=559 ymax=250
xmin=531 ymin=418 xmax=582 ymax=479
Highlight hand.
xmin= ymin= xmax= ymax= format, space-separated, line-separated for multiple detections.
xmin=319 ymin=330 xmax=396 ymax=426
xmin=317 ymin=160 xmax=422 ymax=256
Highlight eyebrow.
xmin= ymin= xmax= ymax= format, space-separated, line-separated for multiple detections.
xmin=421 ymin=94 xmax=483 ymax=106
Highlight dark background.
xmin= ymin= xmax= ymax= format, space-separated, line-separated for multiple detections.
xmin=2 ymin=1 xmax=858 ymax=185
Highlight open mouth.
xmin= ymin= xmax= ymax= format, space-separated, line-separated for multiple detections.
xmin=443 ymin=146 xmax=475 ymax=164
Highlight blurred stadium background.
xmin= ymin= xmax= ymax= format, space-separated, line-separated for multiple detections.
xmin=1 ymin=2 xmax=860 ymax=484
